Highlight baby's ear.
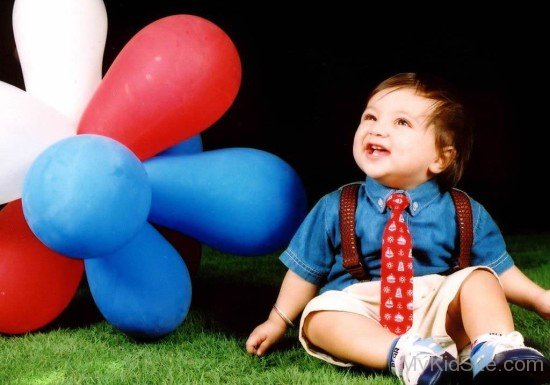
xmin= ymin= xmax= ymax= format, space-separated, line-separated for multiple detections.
xmin=430 ymin=146 xmax=456 ymax=174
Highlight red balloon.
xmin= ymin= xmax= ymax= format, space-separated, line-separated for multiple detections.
xmin=0 ymin=201 xmax=84 ymax=334
xmin=155 ymin=225 xmax=202 ymax=277
xmin=78 ymin=15 xmax=241 ymax=160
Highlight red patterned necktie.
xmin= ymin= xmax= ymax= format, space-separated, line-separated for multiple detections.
xmin=380 ymin=193 xmax=413 ymax=335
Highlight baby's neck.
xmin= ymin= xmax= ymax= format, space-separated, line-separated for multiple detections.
xmin=370 ymin=176 xmax=436 ymax=191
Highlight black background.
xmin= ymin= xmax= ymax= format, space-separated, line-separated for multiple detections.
xmin=1 ymin=1 xmax=549 ymax=234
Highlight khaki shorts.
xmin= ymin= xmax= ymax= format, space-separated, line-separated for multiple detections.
xmin=299 ymin=266 xmax=499 ymax=367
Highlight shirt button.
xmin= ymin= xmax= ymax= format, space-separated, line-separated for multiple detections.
xmin=412 ymin=202 xmax=419 ymax=211
xmin=378 ymin=198 xmax=384 ymax=208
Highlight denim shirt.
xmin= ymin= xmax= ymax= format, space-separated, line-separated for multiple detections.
xmin=280 ymin=177 xmax=514 ymax=293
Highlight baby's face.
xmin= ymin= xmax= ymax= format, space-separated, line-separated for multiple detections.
xmin=353 ymin=87 xmax=444 ymax=190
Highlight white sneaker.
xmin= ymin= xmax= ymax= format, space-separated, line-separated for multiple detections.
xmin=471 ymin=331 xmax=550 ymax=385
xmin=390 ymin=334 xmax=457 ymax=385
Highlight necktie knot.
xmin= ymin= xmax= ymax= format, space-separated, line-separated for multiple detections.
xmin=386 ymin=193 xmax=409 ymax=212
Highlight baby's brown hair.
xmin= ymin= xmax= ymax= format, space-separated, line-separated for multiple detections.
xmin=369 ymin=73 xmax=472 ymax=190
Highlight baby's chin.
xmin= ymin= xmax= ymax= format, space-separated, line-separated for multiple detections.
xmin=364 ymin=173 xmax=409 ymax=190
xmin=354 ymin=158 xmax=385 ymax=180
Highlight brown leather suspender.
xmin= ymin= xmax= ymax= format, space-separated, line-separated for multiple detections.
xmin=339 ymin=184 xmax=472 ymax=280
xmin=449 ymin=189 xmax=473 ymax=269
xmin=340 ymin=183 xmax=369 ymax=280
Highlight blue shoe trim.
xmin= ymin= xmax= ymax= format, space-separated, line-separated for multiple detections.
xmin=415 ymin=338 xmax=446 ymax=354
xmin=471 ymin=343 xmax=497 ymax=377
xmin=470 ymin=342 xmax=485 ymax=357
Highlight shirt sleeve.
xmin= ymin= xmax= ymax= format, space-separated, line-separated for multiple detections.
xmin=279 ymin=194 xmax=335 ymax=285
xmin=470 ymin=200 xmax=514 ymax=274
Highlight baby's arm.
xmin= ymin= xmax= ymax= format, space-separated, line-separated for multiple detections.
xmin=500 ymin=265 xmax=550 ymax=320
xmin=246 ymin=269 xmax=318 ymax=356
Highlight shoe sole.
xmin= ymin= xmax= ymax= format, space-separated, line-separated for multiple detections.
xmin=473 ymin=349 xmax=550 ymax=385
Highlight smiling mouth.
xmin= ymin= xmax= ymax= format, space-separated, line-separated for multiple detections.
xmin=366 ymin=143 xmax=390 ymax=156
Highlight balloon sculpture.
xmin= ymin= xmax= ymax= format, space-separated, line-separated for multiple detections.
xmin=0 ymin=2 xmax=307 ymax=338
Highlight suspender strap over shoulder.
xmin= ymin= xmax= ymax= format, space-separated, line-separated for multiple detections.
xmin=339 ymin=183 xmax=370 ymax=281
xmin=339 ymin=184 xmax=473 ymax=279
xmin=449 ymin=189 xmax=473 ymax=269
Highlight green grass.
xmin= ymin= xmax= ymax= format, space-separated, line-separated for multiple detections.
xmin=1 ymin=234 xmax=549 ymax=385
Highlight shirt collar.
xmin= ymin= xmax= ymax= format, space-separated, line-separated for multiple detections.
xmin=364 ymin=177 xmax=442 ymax=216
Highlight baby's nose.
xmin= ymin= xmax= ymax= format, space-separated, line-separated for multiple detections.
xmin=368 ymin=124 xmax=388 ymax=136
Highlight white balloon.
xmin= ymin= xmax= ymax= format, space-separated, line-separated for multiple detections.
xmin=0 ymin=81 xmax=75 ymax=204
xmin=12 ymin=0 xmax=107 ymax=124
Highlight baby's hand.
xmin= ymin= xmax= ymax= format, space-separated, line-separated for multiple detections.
xmin=533 ymin=289 xmax=550 ymax=320
xmin=245 ymin=318 xmax=287 ymax=357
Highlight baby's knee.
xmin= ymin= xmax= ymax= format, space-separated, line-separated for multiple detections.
xmin=464 ymin=268 xmax=499 ymax=285
xmin=302 ymin=311 xmax=323 ymax=340
xmin=303 ymin=310 xmax=347 ymax=342
xmin=457 ymin=269 xmax=503 ymax=299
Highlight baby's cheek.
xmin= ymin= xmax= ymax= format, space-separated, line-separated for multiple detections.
xmin=352 ymin=129 xmax=365 ymax=148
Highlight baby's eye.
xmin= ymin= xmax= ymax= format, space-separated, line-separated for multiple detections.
xmin=363 ymin=113 xmax=376 ymax=121
xmin=396 ymin=118 xmax=411 ymax=127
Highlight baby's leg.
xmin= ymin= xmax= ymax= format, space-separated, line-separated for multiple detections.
xmin=303 ymin=310 xmax=395 ymax=369
xmin=301 ymin=289 xmax=459 ymax=385
xmin=446 ymin=269 xmax=514 ymax=344
xmin=446 ymin=268 xmax=549 ymax=384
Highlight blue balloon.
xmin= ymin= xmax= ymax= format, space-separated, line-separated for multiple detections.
xmin=144 ymin=148 xmax=307 ymax=255
xmin=85 ymin=223 xmax=191 ymax=338
xmin=22 ymin=135 xmax=151 ymax=259
xmin=158 ymin=134 xmax=203 ymax=156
